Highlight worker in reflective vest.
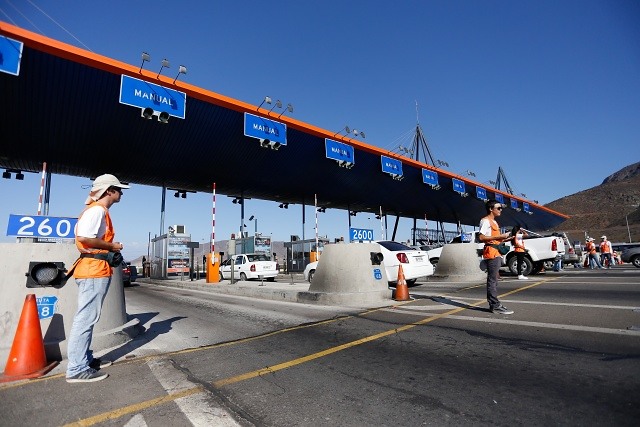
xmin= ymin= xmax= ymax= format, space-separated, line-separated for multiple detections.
xmin=599 ymin=235 xmax=613 ymax=268
xmin=66 ymin=174 xmax=129 ymax=384
xmin=512 ymin=225 xmax=528 ymax=280
xmin=478 ymin=199 xmax=514 ymax=315
xmin=586 ymin=238 xmax=602 ymax=269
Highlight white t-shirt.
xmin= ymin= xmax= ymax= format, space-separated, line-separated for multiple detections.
xmin=76 ymin=205 xmax=107 ymax=239
xmin=478 ymin=217 xmax=495 ymax=237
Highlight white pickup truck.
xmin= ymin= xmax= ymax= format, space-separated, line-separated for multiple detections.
xmin=219 ymin=253 xmax=278 ymax=281
xmin=425 ymin=231 xmax=565 ymax=276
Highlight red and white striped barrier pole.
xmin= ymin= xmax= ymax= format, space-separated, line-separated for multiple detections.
xmin=314 ymin=193 xmax=319 ymax=260
xmin=211 ymin=182 xmax=216 ymax=261
xmin=37 ymin=162 xmax=47 ymax=215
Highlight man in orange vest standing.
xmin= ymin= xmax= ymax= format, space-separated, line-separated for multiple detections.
xmin=66 ymin=174 xmax=129 ymax=383
xmin=478 ymin=199 xmax=514 ymax=314
xmin=599 ymin=235 xmax=613 ymax=268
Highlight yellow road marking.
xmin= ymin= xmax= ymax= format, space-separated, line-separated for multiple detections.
xmin=55 ymin=278 xmax=558 ymax=426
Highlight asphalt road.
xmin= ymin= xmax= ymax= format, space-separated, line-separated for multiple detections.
xmin=1 ymin=266 xmax=639 ymax=426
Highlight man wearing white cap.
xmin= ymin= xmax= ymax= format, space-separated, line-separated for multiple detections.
xmin=66 ymin=174 xmax=129 ymax=383
xmin=599 ymin=235 xmax=613 ymax=268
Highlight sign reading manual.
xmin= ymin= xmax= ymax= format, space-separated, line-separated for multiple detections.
xmin=244 ymin=113 xmax=287 ymax=145
xmin=120 ymin=75 xmax=186 ymax=119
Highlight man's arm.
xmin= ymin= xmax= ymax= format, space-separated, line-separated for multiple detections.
xmin=77 ymin=237 xmax=123 ymax=252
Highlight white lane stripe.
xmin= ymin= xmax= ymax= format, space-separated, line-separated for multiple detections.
xmin=123 ymin=414 xmax=148 ymax=427
xmin=147 ymin=358 xmax=241 ymax=426
xmin=380 ymin=308 xmax=640 ymax=336
xmin=426 ymin=296 xmax=639 ymax=310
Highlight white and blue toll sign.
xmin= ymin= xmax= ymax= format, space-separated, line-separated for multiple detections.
xmin=36 ymin=296 xmax=58 ymax=320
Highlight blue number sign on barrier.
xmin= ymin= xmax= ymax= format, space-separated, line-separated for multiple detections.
xmin=36 ymin=296 xmax=58 ymax=320
xmin=523 ymin=202 xmax=531 ymax=213
xmin=510 ymin=198 xmax=519 ymax=209
xmin=6 ymin=214 xmax=78 ymax=239
xmin=495 ymin=193 xmax=504 ymax=204
xmin=373 ymin=268 xmax=382 ymax=280
xmin=350 ymin=227 xmax=374 ymax=242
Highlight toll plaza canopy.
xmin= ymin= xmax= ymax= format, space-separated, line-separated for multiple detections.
xmin=0 ymin=23 xmax=568 ymax=231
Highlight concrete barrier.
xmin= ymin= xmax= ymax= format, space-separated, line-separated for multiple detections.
xmin=303 ymin=243 xmax=391 ymax=306
xmin=0 ymin=243 xmax=140 ymax=371
xmin=432 ymin=243 xmax=486 ymax=282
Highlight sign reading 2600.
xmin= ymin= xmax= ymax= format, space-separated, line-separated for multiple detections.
xmin=349 ymin=227 xmax=374 ymax=242
xmin=6 ymin=214 xmax=78 ymax=239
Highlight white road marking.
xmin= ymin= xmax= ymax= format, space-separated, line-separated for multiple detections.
xmin=428 ymin=296 xmax=639 ymax=310
xmin=380 ymin=308 xmax=640 ymax=336
xmin=147 ymin=358 xmax=241 ymax=426
xmin=123 ymin=414 xmax=148 ymax=427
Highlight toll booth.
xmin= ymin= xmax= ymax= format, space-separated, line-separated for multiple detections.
xmin=150 ymin=232 xmax=191 ymax=279
xmin=229 ymin=233 xmax=272 ymax=259
xmin=284 ymin=236 xmax=329 ymax=272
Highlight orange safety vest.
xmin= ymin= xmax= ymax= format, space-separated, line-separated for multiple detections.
xmin=600 ymin=241 xmax=612 ymax=254
xmin=482 ymin=217 xmax=502 ymax=259
xmin=586 ymin=241 xmax=596 ymax=255
xmin=514 ymin=232 xmax=526 ymax=253
xmin=73 ymin=203 xmax=115 ymax=278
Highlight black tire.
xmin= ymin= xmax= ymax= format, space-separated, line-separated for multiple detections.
xmin=267 ymin=277 xmax=275 ymax=282
xmin=632 ymin=255 xmax=640 ymax=268
xmin=406 ymin=279 xmax=417 ymax=287
xmin=308 ymin=270 xmax=315 ymax=282
xmin=508 ymin=255 xmax=532 ymax=276
xmin=240 ymin=272 xmax=247 ymax=281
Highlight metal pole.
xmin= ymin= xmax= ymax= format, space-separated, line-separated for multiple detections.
xmin=627 ymin=215 xmax=632 ymax=243
xmin=160 ymin=185 xmax=166 ymax=236
xmin=37 ymin=162 xmax=46 ymax=215
xmin=315 ymin=194 xmax=319 ymax=261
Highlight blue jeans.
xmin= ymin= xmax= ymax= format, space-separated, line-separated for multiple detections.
xmin=66 ymin=277 xmax=111 ymax=377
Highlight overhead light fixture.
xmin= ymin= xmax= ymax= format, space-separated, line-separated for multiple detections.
xmin=232 ymin=197 xmax=244 ymax=205
xmin=258 ymin=138 xmax=281 ymax=150
xmin=437 ymin=159 xmax=449 ymax=168
xmin=174 ymin=191 xmax=180 ymax=198
xmin=317 ymin=207 xmax=326 ymax=213
xmin=279 ymin=203 xmax=289 ymax=209
xmin=268 ymin=99 xmax=282 ymax=115
xmin=158 ymin=111 xmax=170 ymax=124
xmin=349 ymin=211 xmax=357 ymax=216
xmin=390 ymin=173 xmax=404 ymax=181
xmin=277 ymin=103 xmax=294 ymax=118
xmin=139 ymin=51 xmax=150 ymax=73
xmin=257 ymin=96 xmax=272 ymax=110
xmin=336 ymin=160 xmax=354 ymax=169
xmin=156 ymin=58 xmax=170 ymax=78
xmin=16 ymin=172 xmax=24 ymax=180
xmin=2 ymin=171 xmax=11 ymax=179
xmin=466 ymin=170 xmax=476 ymax=177
xmin=333 ymin=125 xmax=351 ymax=137
xmin=142 ymin=107 xmax=154 ymax=119
xmin=172 ymin=65 xmax=187 ymax=84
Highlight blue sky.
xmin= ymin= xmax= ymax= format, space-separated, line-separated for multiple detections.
xmin=1 ymin=0 xmax=639 ymax=259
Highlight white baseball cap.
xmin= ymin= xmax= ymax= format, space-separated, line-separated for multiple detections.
xmin=85 ymin=174 xmax=130 ymax=204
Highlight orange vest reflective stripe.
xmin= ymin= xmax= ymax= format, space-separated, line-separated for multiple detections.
xmin=587 ymin=242 xmax=596 ymax=254
xmin=600 ymin=241 xmax=612 ymax=254
xmin=482 ymin=217 xmax=501 ymax=259
xmin=73 ymin=203 xmax=114 ymax=278
xmin=514 ymin=232 xmax=526 ymax=253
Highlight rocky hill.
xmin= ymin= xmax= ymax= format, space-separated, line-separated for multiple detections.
xmin=545 ymin=162 xmax=640 ymax=243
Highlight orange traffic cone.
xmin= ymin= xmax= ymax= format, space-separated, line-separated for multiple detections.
xmin=393 ymin=264 xmax=410 ymax=301
xmin=1 ymin=294 xmax=58 ymax=383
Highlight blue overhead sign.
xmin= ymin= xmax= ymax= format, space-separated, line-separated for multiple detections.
xmin=244 ymin=113 xmax=287 ymax=145
xmin=119 ymin=75 xmax=186 ymax=119
xmin=325 ymin=139 xmax=354 ymax=163
xmin=476 ymin=187 xmax=488 ymax=200
xmin=452 ymin=178 xmax=466 ymax=194
xmin=422 ymin=169 xmax=439 ymax=186
xmin=495 ymin=193 xmax=504 ymax=204
xmin=380 ymin=156 xmax=403 ymax=176
xmin=523 ymin=202 xmax=531 ymax=213
xmin=0 ymin=36 xmax=23 ymax=76
xmin=510 ymin=198 xmax=519 ymax=210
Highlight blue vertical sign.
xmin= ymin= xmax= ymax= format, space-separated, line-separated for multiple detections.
xmin=36 ymin=296 xmax=58 ymax=320
xmin=422 ymin=169 xmax=439 ymax=186
xmin=495 ymin=193 xmax=504 ymax=204
xmin=325 ymin=139 xmax=355 ymax=163
xmin=452 ymin=178 xmax=466 ymax=194
xmin=0 ymin=36 xmax=23 ymax=76
xmin=510 ymin=198 xmax=519 ymax=210
xmin=244 ymin=113 xmax=287 ymax=145
xmin=523 ymin=202 xmax=531 ymax=213
xmin=476 ymin=187 xmax=488 ymax=200
xmin=119 ymin=75 xmax=186 ymax=119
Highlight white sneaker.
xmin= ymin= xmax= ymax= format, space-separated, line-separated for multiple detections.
xmin=518 ymin=275 xmax=528 ymax=280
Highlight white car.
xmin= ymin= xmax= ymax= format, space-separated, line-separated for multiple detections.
xmin=220 ymin=253 xmax=278 ymax=281
xmin=303 ymin=241 xmax=434 ymax=286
